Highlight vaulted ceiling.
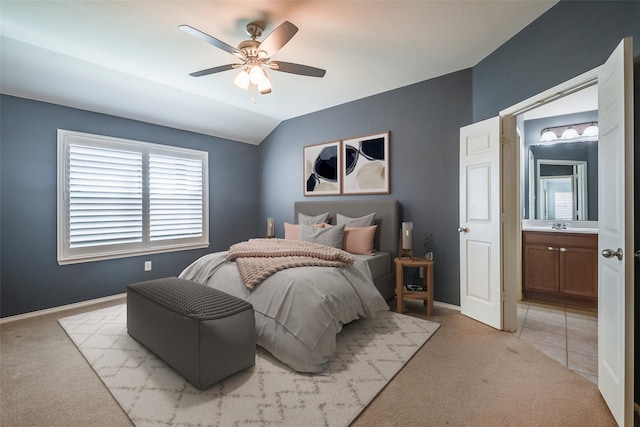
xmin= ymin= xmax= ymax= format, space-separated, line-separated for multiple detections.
xmin=0 ymin=1 xmax=557 ymax=144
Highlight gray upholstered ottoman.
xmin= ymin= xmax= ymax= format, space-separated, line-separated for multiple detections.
xmin=126 ymin=277 xmax=255 ymax=389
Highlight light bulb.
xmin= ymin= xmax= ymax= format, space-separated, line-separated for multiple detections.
xmin=234 ymin=70 xmax=250 ymax=90
xmin=560 ymin=128 xmax=579 ymax=139
xmin=249 ymin=65 xmax=266 ymax=85
xmin=582 ymin=124 xmax=599 ymax=137
xmin=258 ymin=75 xmax=272 ymax=94
xmin=540 ymin=130 xmax=557 ymax=142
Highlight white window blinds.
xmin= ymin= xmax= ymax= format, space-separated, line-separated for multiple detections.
xmin=149 ymin=154 xmax=203 ymax=241
xmin=69 ymin=144 xmax=143 ymax=248
xmin=58 ymin=130 xmax=209 ymax=264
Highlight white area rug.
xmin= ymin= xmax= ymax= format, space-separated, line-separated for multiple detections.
xmin=59 ymin=304 xmax=439 ymax=426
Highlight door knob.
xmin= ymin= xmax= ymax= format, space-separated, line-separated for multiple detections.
xmin=634 ymin=250 xmax=640 ymax=261
xmin=457 ymin=227 xmax=468 ymax=233
xmin=601 ymin=248 xmax=623 ymax=261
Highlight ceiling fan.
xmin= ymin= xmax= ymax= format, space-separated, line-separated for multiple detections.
xmin=179 ymin=20 xmax=326 ymax=96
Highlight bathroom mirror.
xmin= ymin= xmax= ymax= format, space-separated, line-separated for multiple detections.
xmin=521 ymin=108 xmax=599 ymax=222
xmin=524 ymin=141 xmax=598 ymax=221
xmin=536 ymin=159 xmax=588 ymax=220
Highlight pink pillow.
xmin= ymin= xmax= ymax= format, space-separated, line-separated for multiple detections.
xmin=343 ymin=225 xmax=377 ymax=255
xmin=284 ymin=222 xmax=325 ymax=240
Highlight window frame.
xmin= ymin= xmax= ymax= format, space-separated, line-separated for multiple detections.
xmin=57 ymin=129 xmax=209 ymax=265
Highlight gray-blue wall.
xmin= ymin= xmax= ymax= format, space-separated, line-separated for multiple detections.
xmin=259 ymin=69 xmax=473 ymax=306
xmin=0 ymin=95 xmax=260 ymax=317
xmin=472 ymin=1 xmax=640 ymax=121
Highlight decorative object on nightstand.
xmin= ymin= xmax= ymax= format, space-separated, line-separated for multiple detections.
xmin=266 ymin=217 xmax=275 ymax=238
xmin=394 ymin=256 xmax=434 ymax=316
xmin=423 ymin=233 xmax=434 ymax=260
xmin=399 ymin=221 xmax=413 ymax=259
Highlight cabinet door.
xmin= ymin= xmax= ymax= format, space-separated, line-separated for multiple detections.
xmin=560 ymin=247 xmax=598 ymax=298
xmin=523 ymin=245 xmax=558 ymax=292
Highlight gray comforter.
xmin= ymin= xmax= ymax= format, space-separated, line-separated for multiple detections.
xmin=179 ymin=251 xmax=389 ymax=373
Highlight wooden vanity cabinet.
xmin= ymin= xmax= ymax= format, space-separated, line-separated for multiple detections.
xmin=522 ymin=231 xmax=598 ymax=307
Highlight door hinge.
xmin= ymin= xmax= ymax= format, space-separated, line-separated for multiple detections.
xmin=501 ymin=135 xmax=509 ymax=145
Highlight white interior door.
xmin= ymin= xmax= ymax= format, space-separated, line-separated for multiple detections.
xmin=459 ymin=117 xmax=502 ymax=329
xmin=597 ymin=37 xmax=634 ymax=426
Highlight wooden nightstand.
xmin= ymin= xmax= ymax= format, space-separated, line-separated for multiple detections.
xmin=394 ymin=257 xmax=434 ymax=316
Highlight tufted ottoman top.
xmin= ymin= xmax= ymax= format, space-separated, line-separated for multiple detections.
xmin=127 ymin=277 xmax=252 ymax=321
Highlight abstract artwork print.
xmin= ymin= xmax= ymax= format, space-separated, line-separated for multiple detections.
xmin=342 ymin=132 xmax=389 ymax=194
xmin=303 ymin=140 xmax=341 ymax=196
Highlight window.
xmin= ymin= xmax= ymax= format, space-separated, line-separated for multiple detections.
xmin=57 ymin=130 xmax=208 ymax=264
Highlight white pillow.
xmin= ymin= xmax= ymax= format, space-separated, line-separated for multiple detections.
xmin=336 ymin=212 xmax=376 ymax=227
xmin=298 ymin=212 xmax=330 ymax=225
xmin=299 ymin=223 xmax=345 ymax=248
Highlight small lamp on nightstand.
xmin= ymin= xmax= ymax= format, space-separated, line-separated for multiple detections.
xmin=266 ymin=217 xmax=275 ymax=238
xmin=399 ymin=221 xmax=414 ymax=259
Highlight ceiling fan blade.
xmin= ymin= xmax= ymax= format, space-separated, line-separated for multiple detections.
xmin=189 ymin=64 xmax=239 ymax=77
xmin=258 ymin=21 xmax=298 ymax=57
xmin=179 ymin=24 xmax=242 ymax=57
xmin=270 ymin=61 xmax=326 ymax=78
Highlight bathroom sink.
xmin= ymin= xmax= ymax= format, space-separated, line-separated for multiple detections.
xmin=521 ymin=225 xmax=598 ymax=234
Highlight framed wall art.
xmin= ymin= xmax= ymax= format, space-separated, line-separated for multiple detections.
xmin=303 ymin=140 xmax=341 ymax=196
xmin=342 ymin=131 xmax=389 ymax=194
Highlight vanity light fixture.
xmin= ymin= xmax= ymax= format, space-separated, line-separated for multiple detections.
xmin=539 ymin=121 xmax=598 ymax=143
xmin=582 ymin=123 xmax=599 ymax=137
xmin=540 ymin=129 xmax=558 ymax=142
xmin=560 ymin=127 xmax=580 ymax=139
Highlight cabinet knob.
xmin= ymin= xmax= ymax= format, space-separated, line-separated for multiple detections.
xmin=548 ymin=246 xmax=554 ymax=251
xmin=560 ymin=248 xmax=566 ymax=252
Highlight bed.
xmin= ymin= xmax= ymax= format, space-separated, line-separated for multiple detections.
xmin=179 ymin=200 xmax=400 ymax=373
xmin=294 ymin=200 xmax=399 ymax=300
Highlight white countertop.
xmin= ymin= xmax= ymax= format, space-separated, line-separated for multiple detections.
xmin=521 ymin=220 xmax=598 ymax=234
xmin=521 ymin=225 xmax=598 ymax=234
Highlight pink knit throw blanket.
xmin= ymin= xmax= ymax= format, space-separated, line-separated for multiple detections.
xmin=226 ymin=238 xmax=355 ymax=289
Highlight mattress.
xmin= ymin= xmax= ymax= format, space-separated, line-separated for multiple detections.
xmin=354 ymin=251 xmax=391 ymax=280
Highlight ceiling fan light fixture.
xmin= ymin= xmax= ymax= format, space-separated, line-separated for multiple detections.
xmin=249 ymin=65 xmax=266 ymax=85
xmin=181 ymin=20 xmax=325 ymax=102
xmin=234 ymin=69 xmax=250 ymax=90
xmin=258 ymin=75 xmax=272 ymax=94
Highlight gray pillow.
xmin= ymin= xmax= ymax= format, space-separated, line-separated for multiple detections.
xmin=299 ymin=223 xmax=345 ymax=248
xmin=298 ymin=212 xmax=330 ymax=225
xmin=336 ymin=212 xmax=376 ymax=227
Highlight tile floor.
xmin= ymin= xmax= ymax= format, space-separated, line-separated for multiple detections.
xmin=516 ymin=300 xmax=598 ymax=384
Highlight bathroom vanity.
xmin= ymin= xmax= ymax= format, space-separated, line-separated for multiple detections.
xmin=522 ymin=226 xmax=598 ymax=307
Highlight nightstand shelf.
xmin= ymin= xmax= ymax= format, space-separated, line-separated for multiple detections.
xmin=394 ymin=257 xmax=434 ymax=316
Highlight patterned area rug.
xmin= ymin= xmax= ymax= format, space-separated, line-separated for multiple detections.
xmin=59 ymin=304 xmax=439 ymax=426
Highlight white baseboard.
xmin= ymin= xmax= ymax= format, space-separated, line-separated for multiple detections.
xmin=434 ymin=300 xmax=461 ymax=311
xmin=0 ymin=293 xmax=126 ymax=325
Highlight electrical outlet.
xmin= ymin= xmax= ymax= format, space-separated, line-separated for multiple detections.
xmin=419 ymin=267 xmax=424 ymax=278
xmin=144 ymin=261 xmax=152 ymax=271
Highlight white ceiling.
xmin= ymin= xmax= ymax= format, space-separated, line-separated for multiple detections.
xmin=0 ymin=1 xmax=557 ymax=145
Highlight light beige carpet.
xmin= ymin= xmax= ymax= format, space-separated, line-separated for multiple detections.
xmin=58 ymin=304 xmax=440 ymax=426
xmin=1 ymin=299 xmax=617 ymax=426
